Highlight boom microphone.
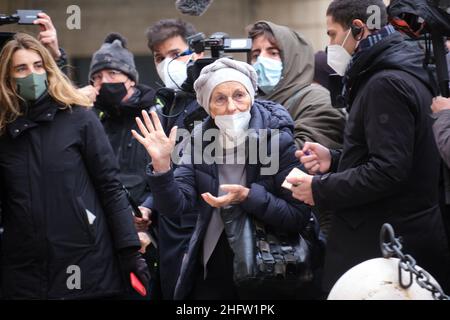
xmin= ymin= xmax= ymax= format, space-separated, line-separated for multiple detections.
xmin=175 ymin=0 xmax=214 ymax=16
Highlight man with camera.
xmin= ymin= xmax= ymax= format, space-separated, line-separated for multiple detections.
xmin=145 ymin=19 xmax=208 ymax=135
xmin=288 ymin=0 xmax=450 ymax=293
xmin=140 ymin=18 xmax=208 ymax=299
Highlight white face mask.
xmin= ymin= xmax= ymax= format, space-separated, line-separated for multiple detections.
xmin=327 ymin=29 xmax=354 ymax=76
xmin=156 ymin=56 xmax=191 ymax=89
xmin=214 ymin=110 xmax=251 ymax=149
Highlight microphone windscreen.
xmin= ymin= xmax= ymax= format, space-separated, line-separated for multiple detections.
xmin=175 ymin=0 xmax=214 ymax=16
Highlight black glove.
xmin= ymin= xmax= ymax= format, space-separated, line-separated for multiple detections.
xmin=118 ymin=248 xmax=151 ymax=293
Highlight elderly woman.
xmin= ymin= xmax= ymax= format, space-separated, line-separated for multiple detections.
xmin=132 ymin=58 xmax=315 ymax=299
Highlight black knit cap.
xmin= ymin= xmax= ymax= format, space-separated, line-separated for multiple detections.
xmin=89 ymin=33 xmax=139 ymax=83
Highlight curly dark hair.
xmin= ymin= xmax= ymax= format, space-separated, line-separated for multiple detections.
xmin=145 ymin=19 xmax=197 ymax=52
xmin=326 ymin=0 xmax=388 ymax=30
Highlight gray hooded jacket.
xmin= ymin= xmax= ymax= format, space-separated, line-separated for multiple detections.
xmin=256 ymin=21 xmax=346 ymax=150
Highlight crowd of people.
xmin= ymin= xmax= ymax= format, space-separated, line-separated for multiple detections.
xmin=0 ymin=0 xmax=449 ymax=300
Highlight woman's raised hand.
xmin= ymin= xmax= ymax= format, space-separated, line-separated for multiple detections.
xmin=132 ymin=110 xmax=177 ymax=173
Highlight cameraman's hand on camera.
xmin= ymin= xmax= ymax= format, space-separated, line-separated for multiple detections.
xmin=78 ymin=85 xmax=99 ymax=104
xmin=134 ymin=206 xmax=152 ymax=232
xmin=33 ymin=12 xmax=61 ymax=60
xmin=431 ymin=96 xmax=450 ymax=114
xmin=296 ymin=142 xmax=332 ymax=175
xmin=132 ymin=110 xmax=177 ymax=173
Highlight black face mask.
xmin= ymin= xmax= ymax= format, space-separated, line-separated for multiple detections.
xmin=95 ymin=82 xmax=128 ymax=109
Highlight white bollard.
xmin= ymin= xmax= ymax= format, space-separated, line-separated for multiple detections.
xmin=327 ymin=258 xmax=441 ymax=300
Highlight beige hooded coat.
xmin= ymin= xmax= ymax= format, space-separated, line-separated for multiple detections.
xmin=256 ymin=21 xmax=346 ymax=150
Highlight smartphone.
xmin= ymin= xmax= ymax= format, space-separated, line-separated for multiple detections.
xmin=130 ymin=272 xmax=147 ymax=297
xmin=122 ymin=185 xmax=159 ymax=249
xmin=122 ymin=185 xmax=142 ymax=218
xmin=17 ymin=10 xmax=42 ymax=25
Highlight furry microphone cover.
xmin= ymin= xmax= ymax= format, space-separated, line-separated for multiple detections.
xmin=175 ymin=0 xmax=214 ymax=16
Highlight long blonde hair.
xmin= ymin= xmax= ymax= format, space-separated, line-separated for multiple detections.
xmin=0 ymin=33 xmax=92 ymax=135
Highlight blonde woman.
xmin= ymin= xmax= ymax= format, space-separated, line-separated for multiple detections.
xmin=0 ymin=33 xmax=149 ymax=299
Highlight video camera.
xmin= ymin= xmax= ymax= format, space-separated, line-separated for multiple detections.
xmin=181 ymin=32 xmax=252 ymax=93
xmin=0 ymin=10 xmax=42 ymax=50
xmin=388 ymin=0 xmax=450 ymax=97
xmin=154 ymin=32 xmax=252 ymax=130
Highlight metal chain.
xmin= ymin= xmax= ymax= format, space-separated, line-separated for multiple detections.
xmin=379 ymin=223 xmax=450 ymax=300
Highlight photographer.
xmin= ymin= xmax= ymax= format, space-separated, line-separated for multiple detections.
xmin=145 ymin=19 xmax=208 ymax=135
xmin=141 ymin=19 xmax=207 ymax=299
xmin=288 ymin=0 xmax=450 ymax=293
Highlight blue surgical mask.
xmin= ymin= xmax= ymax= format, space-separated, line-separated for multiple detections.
xmin=252 ymin=56 xmax=283 ymax=94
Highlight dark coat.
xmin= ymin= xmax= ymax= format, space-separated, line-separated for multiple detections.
xmin=96 ymin=84 xmax=156 ymax=204
xmin=311 ymin=32 xmax=450 ymax=291
xmin=0 ymin=94 xmax=140 ymax=299
xmin=147 ymin=100 xmax=312 ymax=299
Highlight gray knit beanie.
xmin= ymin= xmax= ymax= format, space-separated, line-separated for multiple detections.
xmin=193 ymin=58 xmax=258 ymax=114
xmin=89 ymin=33 xmax=139 ymax=83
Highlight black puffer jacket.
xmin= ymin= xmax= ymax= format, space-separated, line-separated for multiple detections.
xmin=0 ymin=94 xmax=140 ymax=299
xmin=95 ymin=84 xmax=156 ymax=204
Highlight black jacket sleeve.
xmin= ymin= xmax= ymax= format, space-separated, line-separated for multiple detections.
xmin=329 ymin=148 xmax=342 ymax=173
xmin=80 ymin=109 xmax=140 ymax=251
xmin=146 ymin=161 xmax=198 ymax=221
xmin=312 ymin=76 xmax=416 ymax=211
xmin=140 ymin=194 xmax=154 ymax=210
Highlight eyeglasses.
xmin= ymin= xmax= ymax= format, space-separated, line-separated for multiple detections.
xmin=90 ymin=70 xmax=124 ymax=84
xmin=211 ymin=90 xmax=249 ymax=108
